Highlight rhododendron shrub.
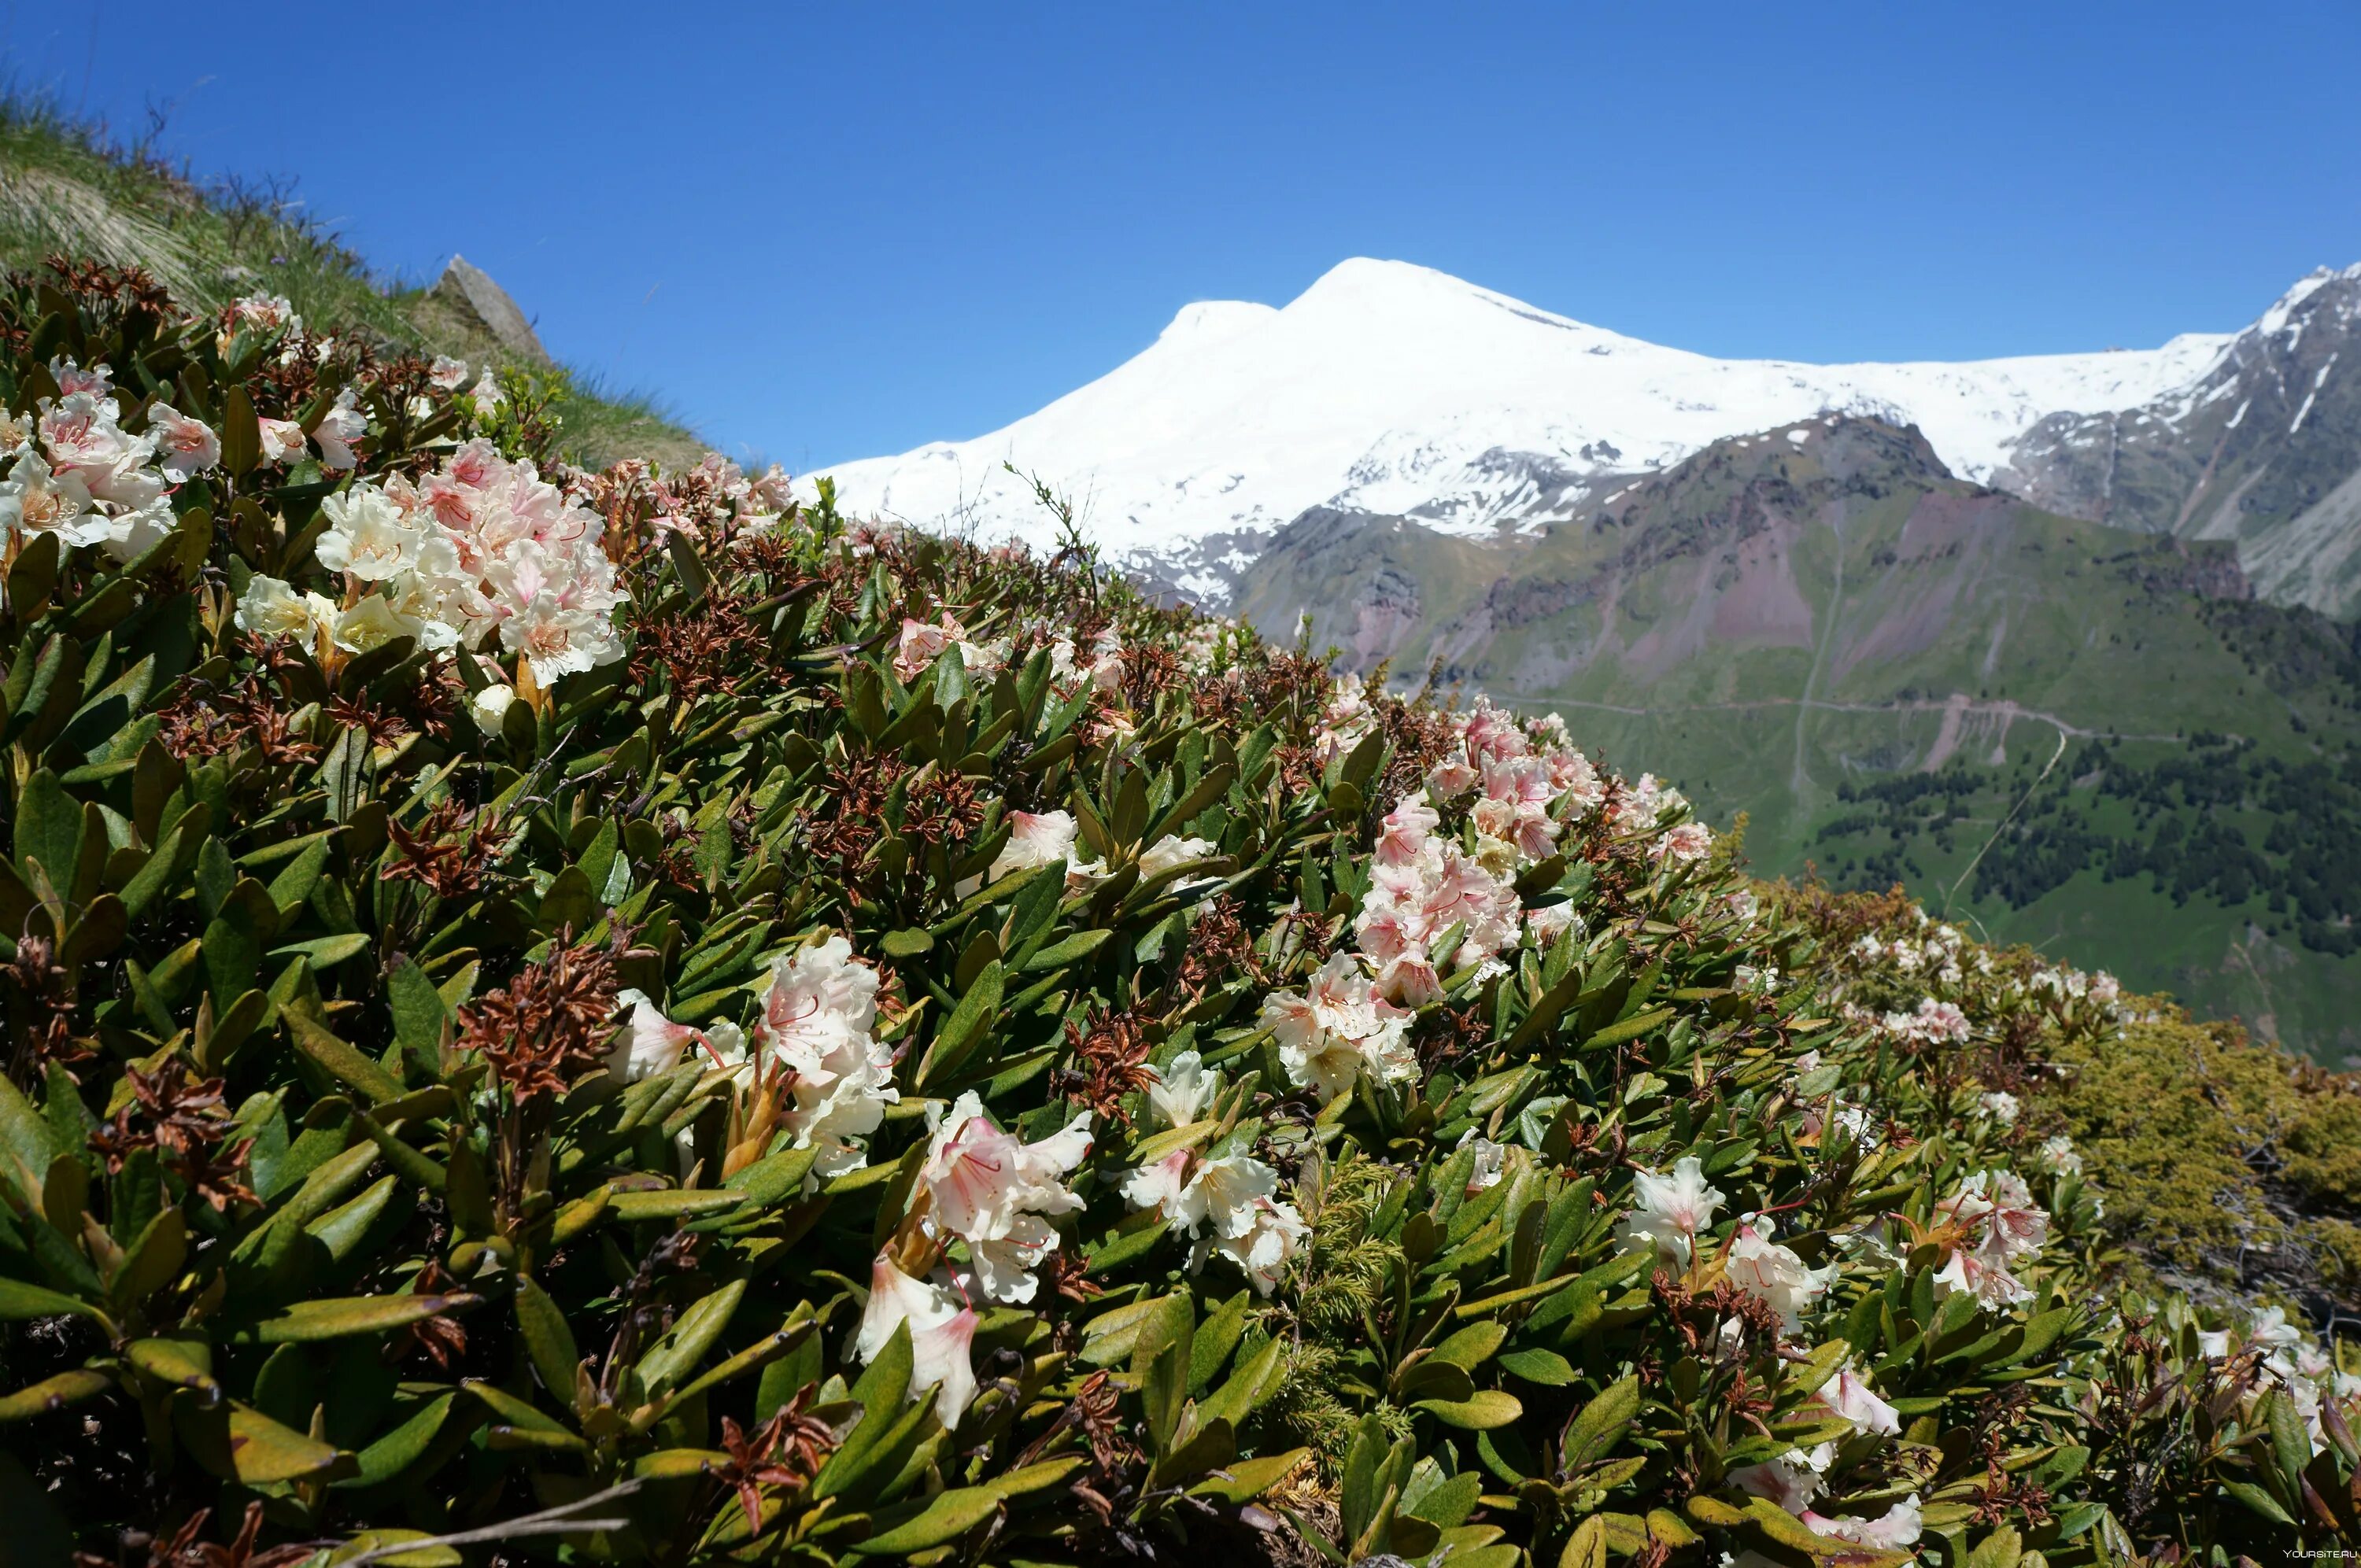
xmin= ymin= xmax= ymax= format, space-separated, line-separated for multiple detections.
xmin=0 ymin=256 xmax=2345 ymax=1568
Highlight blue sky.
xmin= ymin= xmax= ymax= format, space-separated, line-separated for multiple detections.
xmin=9 ymin=2 xmax=2360 ymax=470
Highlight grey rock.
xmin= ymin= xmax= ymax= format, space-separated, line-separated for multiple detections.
xmin=431 ymin=254 xmax=552 ymax=366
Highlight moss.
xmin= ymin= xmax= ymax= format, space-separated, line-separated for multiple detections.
xmin=2040 ymin=1015 xmax=2361 ymax=1308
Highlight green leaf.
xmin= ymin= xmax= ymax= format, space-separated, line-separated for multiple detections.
xmin=235 ymin=1292 xmax=478 ymax=1345
xmin=1563 ymin=1374 xmax=1641 ymax=1467
xmin=125 ymin=1335 xmax=219 ymax=1397
xmin=634 ymin=1279 xmax=745 ymax=1397
xmin=1188 ymin=1446 xmax=1310 ymax=1503
xmin=0 ymin=1369 xmax=110 ymax=1422
xmin=286 ymin=1012 xmax=405 ymax=1104
xmin=13 ymin=769 xmax=79 ymax=885
xmin=2221 ymin=1478 xmax=2296 ymax=1526
xmin=881 ymin=927 xmax=935 ymax=958
xmin=1411 ymin=1389 xmax=1524 ymax=1430
xmin=848 ymin=1486 xmax=1001 ymax=1555
xmin=916 ymin=958 xmax=1003 ymax=1088
xmin=0 ymin=1278 xmax=102 ymax=1323
xmin=1498 ymin=1348 xmax=1577 ymax=1385
xmin=515 ymin=1275 xmax=582 ymax=1403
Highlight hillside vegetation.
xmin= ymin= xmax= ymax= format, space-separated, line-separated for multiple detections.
xmin=1240 ymin=418 xmax=2361 ymax=1061
xmin=0 ymin=253 xmax=2359 ymax=1568
xmin=0 ymin=98 xmax=703 ymax=471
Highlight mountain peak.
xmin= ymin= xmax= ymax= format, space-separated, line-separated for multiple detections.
xmin=807 ymin=260 xmax=2321 ymax=607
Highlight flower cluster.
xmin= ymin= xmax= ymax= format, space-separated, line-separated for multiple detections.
xmin=0 ymin=357 xmax=216 ymax=560
xmin=749 ymin=935 xmax=900 ymax=1177
xmin=237 ymin=438 xmax=627 ymax=684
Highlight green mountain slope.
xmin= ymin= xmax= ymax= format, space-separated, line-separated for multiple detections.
xmin=1239 ymin=416 xmax=2361 ymax=1057
xmin=0 ymin=97 xmax=702 ymax=469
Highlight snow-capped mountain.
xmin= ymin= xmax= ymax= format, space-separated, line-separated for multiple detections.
xmin=806 ymin=257 xmax=2258 ymax=605
xmin=1996 ymin=264 xmax=2361 ymax=616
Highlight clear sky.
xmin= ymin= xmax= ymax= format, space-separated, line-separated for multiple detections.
xmin=8 ymin=2 xmax=2359 ymax=470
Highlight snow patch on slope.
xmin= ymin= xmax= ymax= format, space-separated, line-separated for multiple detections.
xmin=804 ymin=258 xmax=2237 ymax=587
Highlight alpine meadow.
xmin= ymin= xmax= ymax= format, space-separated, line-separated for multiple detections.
xmin=2 ymin=86 xmax=2360 ymax=1568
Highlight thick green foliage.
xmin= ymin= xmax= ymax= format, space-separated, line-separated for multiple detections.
xmin=0 ymin=261 xmax=2350 ymax=1568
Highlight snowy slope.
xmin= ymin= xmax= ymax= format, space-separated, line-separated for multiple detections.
xmin=804 ymin=258 xmax=2234 ymax=598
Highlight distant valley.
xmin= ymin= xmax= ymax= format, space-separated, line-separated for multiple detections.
xmin=811 ymin=262 xmax=2361 ymax=1057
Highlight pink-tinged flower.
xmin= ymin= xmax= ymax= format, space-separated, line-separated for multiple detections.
xmin=1462 ymin=699 xmax=1528 ymax=762
xmin=0 ymin=452 xmax=101 ymax=545
xmin=1120 ymin=1150 xmax=1305 ymax=1296
xmin=1652 ymin=821 xmax=1713 ymax=864
xmin=1427 ymin=754 xmax=1480 ymax=798
xmin=920 ymin=1091 xmax=1092 ymax=1304
xmin=606 ymin=988 xmax=745 ymax=1084
xmin=49 ymin=356 xmax=112 ymax=397
xmin=985 ymin=808 xmax=1106 ymax=891
xmin=428 ymin=355 xmax=471 ymax=391
xmin=1727 ymin=1443 xmax=1833 ymax=1513
xmin=1373 ymin=950 xmax=1443 ymax=1006
xmin=1811 ymin=1360 xmax=1901 ymax=1436
xmin=756 ymin=936 xmax=897 ymax=1176
xmin=1373 ymin=793 xmax=1439 ymax=866
xmin=313 ymin=389 xmax=367 ymax=470
xmin=1262 ymin=952 xmax=1417 ymax=1101
xmin=1525 ymin=902 xmax=1578 ymax=946
xmin=1724 ymin=1219 xmax=1835 ymax=1332
xmin=1805 ymin=1494 xmax=1922 ymax=1550
xmin=146 ymin=404 xmax=220 ymax=481
xmin=854 ymin=1255 xmax=977 ymax=1428
xmin=1138 ymin=833 xmax=1217 ymax=880
xmin=1617 ymin=1156 xmax=1726 ymax=1265
xmin=892 ymin=614 xmax=960 ymax=680
xmin=257 ymin=417 xmax=307 ymax=464
xmin=39 ymin=392 xmax=161 ymax=508
xmin=229 ymin=293 xmax=298 ymax=334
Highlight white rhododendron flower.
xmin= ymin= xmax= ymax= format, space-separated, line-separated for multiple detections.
xmin=1805 ymin=1494 xmax=1923 ymax=1550
xmin=257 ymin=416 xmax=307 ymax=463
xmin=919 ymin=1091 xmax=1092 ymax=1304
xmin=317 ymin=483 xmax=430 ymax=581
xmin=0 ymin=452 xmax=101 ymax=544
xmin=854 ymin=1254 xmax=977 ymax=1427
xmin=145 ymin=404 xmax=220 ymax=482
xmin=1979 ymin=1090 xmax=2021 ymax=1125
xmin=605 ymin=989 xmax=744 ymax=1084
xmin=757 ymin=936 xmax=898 ymax=1176
xmin=331 ymin=594 xmax=422 ymax=655
xmin=1617 ymin=1156 xmax=1727 ymax=1265
xmin=1262 ymin=951 xmax=1417 ymax=1101
xmin=2037 ymin=1134 xmax=2083 ymax=1176
xmin=1120 ymin=1149 xmax=1306 ymax=1296
xmin=1931 ymin=1169 xmax=2049 ymax=1310
xmin=1812 ymin=1359 xmax=1901 ymax=1435
xmin=428 ymin=355 xmax=470 ymax=391
xmin=313 ymin=388 xmax=366 ymax=470
xmin=1456 ymin=1129 xmax=1507 ymax=1193
xmin=1727 ymin=1441 xmax=1834 ymax=1512
xmin=986 ymin=809 xmax=1107 ymax=891
xmin=1725 ymin=1218 xmax=1836 ymax=1331
xmin=471 ymin=683 xmax=517 ymax=732
xmin=1138 ymin=833 xmax=1217 ymax=879
xmin=235 ymin=575 xmax=331 ymax=642
xmin=1142 ymin=1050 xmax=1217 ymax=1128
xmin=237 ymin=441 xmax=629 ymax=686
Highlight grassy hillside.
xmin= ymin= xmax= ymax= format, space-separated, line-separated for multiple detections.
xmin=0 ymin=95 xmax=703 ymax=470
xmin=1240 ymin=418 xmax=2361 ymax=1059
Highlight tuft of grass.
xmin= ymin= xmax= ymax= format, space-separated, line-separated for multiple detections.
xmin=0 ymin=89 xmax=701 ymax=467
